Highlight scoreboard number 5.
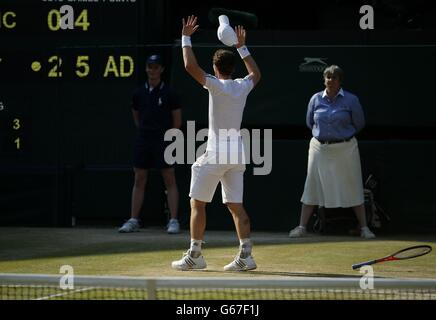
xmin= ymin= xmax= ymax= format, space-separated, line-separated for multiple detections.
xmin=76 ymin=56 xmax=90 ymax=78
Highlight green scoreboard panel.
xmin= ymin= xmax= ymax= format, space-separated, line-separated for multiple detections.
xmin=0 ymin=0 xmax=141 ymax=166
xmin=0 ymin=0 xmax=148 ymax=226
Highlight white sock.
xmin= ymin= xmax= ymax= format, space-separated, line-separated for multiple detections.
xmin=190 ymin=239 xmax=202 ymax=258
xmin=239 ymin=238 xmax=252 ymax=258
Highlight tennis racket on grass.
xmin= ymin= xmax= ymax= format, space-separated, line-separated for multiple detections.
xmin=352 ymin=245 xmax=432 ymax=270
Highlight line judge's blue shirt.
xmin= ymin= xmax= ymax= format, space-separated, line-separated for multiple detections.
xmin=306 ymin=88 xmax=365 ymax=141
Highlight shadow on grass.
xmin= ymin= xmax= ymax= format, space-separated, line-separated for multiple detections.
xmin=0 ymin=227 xmax=434 ymax=263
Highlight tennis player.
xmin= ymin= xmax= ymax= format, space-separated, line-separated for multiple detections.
xmin=172 ymin=15 xmax=261 ymax=271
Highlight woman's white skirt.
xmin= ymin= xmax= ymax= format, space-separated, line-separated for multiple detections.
xmin=301 ymin=137 xmax=364 ymax=208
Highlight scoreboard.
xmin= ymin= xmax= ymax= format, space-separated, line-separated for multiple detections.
xmin=0 ymin=0 xmax=172 ymax=226
xmin=0 ymin=0 xmax=140 ymax=41
xmin=0 ymin=0 xmax=145 ymax=166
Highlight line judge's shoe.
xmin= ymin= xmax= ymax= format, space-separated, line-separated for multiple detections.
xmin=167 ymin=219 xmax=180 ymax=234
xmin=360 ymin=226 xmax=376 ymax=239
xmin=171 ymin=251 xmax=207 ymax=271
xmin=118 ymin=218 xmax=140 ymax=233
xmin=289 ymin=226 xmax=307 ymax=238
xmin=223 ymin=255 xmax=257 ymax=271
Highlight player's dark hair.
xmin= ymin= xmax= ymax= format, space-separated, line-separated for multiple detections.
xmin=213 ymin=49 xmax=236 ymax=76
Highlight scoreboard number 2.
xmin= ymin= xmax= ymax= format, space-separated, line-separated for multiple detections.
xmin=48 ymin=56 xmax=63 ymax=77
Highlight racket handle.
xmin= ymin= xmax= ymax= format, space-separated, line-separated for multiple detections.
xmin=352 ymin=259 xmax=377 ymax=270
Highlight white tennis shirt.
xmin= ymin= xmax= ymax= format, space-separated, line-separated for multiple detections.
xmin=203 ymin=74 xmax=254 ymax=154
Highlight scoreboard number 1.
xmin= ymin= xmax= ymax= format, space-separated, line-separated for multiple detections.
xmin=14 ymin=137 xmax=21 ymax=150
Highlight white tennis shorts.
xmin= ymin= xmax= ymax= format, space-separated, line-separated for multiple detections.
xmin=189 ymin=151 xmax=246 ymax=203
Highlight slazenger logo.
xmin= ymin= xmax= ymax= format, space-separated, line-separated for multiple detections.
xmin=299 ymin=57 xmax=328 ymax=72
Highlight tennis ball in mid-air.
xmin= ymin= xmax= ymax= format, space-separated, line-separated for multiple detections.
xmin=31 ymin=61 xmax=42 ymax=72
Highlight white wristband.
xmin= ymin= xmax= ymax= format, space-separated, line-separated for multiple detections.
xmin=237 ymin=45 xmax=251 ymax=59
xmin=181 ymin=36 xmax=192 ymax=48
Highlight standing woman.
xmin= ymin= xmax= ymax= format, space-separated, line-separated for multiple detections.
xmin=289 ymin=65 xmax=375 ymax=239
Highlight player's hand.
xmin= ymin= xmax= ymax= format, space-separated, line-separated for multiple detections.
xmin=235 ymin=25 xmax=246 ymax=48
xmin=182 ymin=15 xmax=199 ymax=37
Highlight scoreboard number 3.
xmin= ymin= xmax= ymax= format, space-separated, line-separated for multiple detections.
xmin=13 ymin=118 xmax=21 ymax=130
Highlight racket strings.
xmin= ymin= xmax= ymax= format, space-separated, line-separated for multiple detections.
xmin=393 ymin=246 xmax=432 ymax=259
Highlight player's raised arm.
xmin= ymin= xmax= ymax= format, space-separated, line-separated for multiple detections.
xmin=235 ymin=25 xmax=261 ymax=87
xmin=181 ymin=15 xmax=206 ymax=86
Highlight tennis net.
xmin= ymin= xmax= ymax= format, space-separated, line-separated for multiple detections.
xmin=1 ymin=273 xmax=436 ymax=300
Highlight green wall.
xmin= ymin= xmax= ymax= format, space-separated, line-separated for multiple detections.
xmin=2 ymin=43 xmax=436 ymax=232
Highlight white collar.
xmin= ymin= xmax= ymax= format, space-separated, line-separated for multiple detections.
xmin=145 ymin=81 xmax=165 ymax=91
xmin=322 ymin=88 xmax=344 ymax=99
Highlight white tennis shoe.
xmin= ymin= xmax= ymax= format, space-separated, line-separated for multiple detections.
xmin=289 ymin=226 xmax=307 ymax=238
xmin=167 ymin=219 xmax=180 ymax=234
xmin=224 ymin=255 xmax=257 ymax=271
xmin=360 ymin=227 xmax=376 ymax=239
xmin=118 ymin=218 xmax=140 ymax=233
xmin=171 ymin=251 xmax=207 ymax=271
